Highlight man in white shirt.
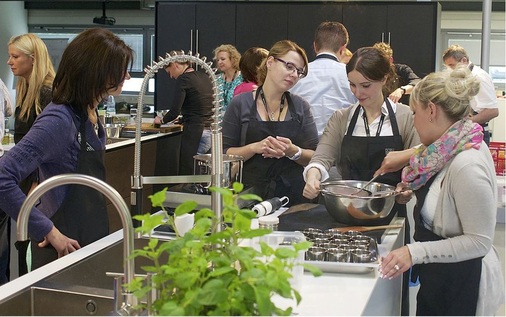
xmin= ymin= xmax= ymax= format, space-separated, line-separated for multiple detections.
xmin=290 ymin=21 xmax=357 ymax=138
xmin=443 ymin=44 xmax=499 ymax=145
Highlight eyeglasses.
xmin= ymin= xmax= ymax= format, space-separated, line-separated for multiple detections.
xmin=273 ymin=57 xmax=307 ymax=79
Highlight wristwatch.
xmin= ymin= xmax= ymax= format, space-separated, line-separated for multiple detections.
xmin=287 ymin=146 xmax=302 ymax=161
xmin=400 ymin=87 xmax=406 ymax=95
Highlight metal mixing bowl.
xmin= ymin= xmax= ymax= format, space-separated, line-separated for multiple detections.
xmin=320 ymin=180 xmax=397 ymax=225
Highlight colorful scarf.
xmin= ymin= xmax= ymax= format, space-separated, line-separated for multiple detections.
xmin=402 ymin=119 xmax=483 ymax=190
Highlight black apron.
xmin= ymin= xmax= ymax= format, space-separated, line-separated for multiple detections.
xmin=411 ymin=174 xmax=482 ymax=316
xmin=30 ymin=109 xmax=109 ymax=270
xmin=241 ymin=90 xmax=309 ymax=206
xmin=338 ymin=99 xmax=410 ymax=315
xmin=338 ymin=99 xmax=406 ymax=224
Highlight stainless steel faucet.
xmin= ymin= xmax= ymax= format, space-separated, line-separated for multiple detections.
xmin=131 ymin=51 xmax=225 ymax=232
xmin=17 ymin=173 xmax=138 ymax=314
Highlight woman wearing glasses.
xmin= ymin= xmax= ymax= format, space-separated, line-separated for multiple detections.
xmin=222 ymin=40 xmax=318 ymax=206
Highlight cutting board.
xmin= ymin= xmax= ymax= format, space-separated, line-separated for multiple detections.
xmin=122 ymin=123 xmax=182 ymax=133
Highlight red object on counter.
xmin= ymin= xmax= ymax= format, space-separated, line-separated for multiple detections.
xmin=489 ymin=142 xmax=505 ymax=176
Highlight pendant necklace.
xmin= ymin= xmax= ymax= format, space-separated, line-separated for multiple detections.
xmin=259 ymin=87 xmax=286 ymax=121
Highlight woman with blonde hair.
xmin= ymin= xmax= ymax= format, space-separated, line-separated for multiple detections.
xmin=223 ymin=40 xmax=318 ymax=205
xmin=213 ymin=44 xmax=243 ymax=111
xmin=8 ymin=33 xmax=55 ymax=143
xmin=380 ymin=67 xmax=504 ymax=315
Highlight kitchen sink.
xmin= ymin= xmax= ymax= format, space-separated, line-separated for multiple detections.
xmin=0 ymin=237 xmax=164 ymax=315
xmin=0 ymin=285 xmax=114 ymax=316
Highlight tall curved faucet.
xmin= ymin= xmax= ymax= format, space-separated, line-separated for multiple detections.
xmin=131 ymin=51 xmax=224 ymax=230
xmin=17 ymin=173 xmax=138 ymax=312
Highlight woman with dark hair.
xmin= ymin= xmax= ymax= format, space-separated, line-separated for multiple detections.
xmin=303 ymin=46 xmax=419 ymax=315
xmin=223 ymin=40 xmax=318 ymax=205
xmin=233 ymin=47 xmax=268 ymax=96
xmin=0 ymin=28 xmax=133 ymax=270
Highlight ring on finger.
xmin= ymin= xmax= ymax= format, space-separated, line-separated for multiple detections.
xmin=394 ymin=264 xmax=400 ymax=271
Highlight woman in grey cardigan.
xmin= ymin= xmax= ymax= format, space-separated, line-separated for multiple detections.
xmin=379 ymin=67 xmax=504 ymax=315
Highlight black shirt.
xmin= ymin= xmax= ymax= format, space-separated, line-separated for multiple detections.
xmin=162 ymin=70 xmax=214 ymax=126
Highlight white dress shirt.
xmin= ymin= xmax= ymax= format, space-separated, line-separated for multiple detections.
xmin=290 ymin=52 xmax=357 ymax=137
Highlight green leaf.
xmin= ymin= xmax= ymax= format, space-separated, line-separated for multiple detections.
xmin=275 ymin=247 xmax=298 ymax=259
xmin=232 ymin=182 xmax=244 ymax=193
xmin=238 ymin=193 xmax=263 ymax=202
xmin=293 ymin=240 xmax=313 ymax=252
xmin=148 ymin=187 xmax=168 ymax=208
xmin=303 ymin=263 xmax=323 ymax=277
xmin=199 ymin=279 xmax=228 ymax=305
xmin=208 ymin=266 xmax=236 ymax=277
xmin=174 ymin=200 xmax=198 ymax=216
xmin=159 ymin=301 xmax=184 ymax=316
xmin=239 ymin=228 xmax=271 ymax=239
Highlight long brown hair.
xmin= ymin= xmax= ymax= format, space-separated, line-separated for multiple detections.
xmin=52 ymin=28 xmax=133 ymax=114
xmin=8 ymin=33 xmax=55 ymax=121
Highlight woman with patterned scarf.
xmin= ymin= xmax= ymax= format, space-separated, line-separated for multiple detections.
xmin=378 ymin=66 xmax=504 ymax=315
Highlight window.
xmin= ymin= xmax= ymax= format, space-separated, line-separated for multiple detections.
xmin=30 ymin=26 xmax=155 ymax=94
xmin=443 ymin=31 xmax=506 ymax=90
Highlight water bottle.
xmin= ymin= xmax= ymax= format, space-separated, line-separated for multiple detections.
xmin=106 ymin=95 xmax=116 ymax=116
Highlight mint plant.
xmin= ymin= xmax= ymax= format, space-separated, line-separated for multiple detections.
xmin=127 ymin=182 xmax=321 ymax=316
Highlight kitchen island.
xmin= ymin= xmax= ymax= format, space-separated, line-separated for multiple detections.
xmin=275 ymin=217 xmax=404 ymax=315
xmin=0 ymin=217 xmax=404 ymax=315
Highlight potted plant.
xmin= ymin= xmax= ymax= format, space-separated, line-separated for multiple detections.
xmin=127 ymin=183 xmax=321 ymax=316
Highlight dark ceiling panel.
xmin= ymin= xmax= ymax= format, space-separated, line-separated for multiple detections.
xmin=24 ymin=1 xmax=506 ymax=12
xmin=24 ymin=1 xmax=141 ymax=10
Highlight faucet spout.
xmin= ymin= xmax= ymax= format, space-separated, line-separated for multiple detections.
xmin=17 ymin=173 xmax=138 ymax=312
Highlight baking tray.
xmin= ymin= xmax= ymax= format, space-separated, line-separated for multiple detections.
xmin=303 ymin=235 xmax=379 ymax=274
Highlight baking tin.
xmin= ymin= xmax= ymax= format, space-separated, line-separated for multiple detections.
xmin=303 ymin=230 xmax=379 ymax=274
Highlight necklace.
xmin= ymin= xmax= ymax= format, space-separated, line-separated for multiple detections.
xmin=259 ymin=87 xmax=286 ymax=121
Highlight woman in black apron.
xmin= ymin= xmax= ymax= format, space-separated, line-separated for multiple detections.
xmin=303 ymin=47 xmax=420 ymax=315
xmin=0 ymin=28 xmax=134 ymax=271
xmin=379 ymin=67 xmax=504 ymax=316
xmin=30 ymin=109 xmax=109 ymax=270
xmin=222 ymin=40 xmax=318 ymax=206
